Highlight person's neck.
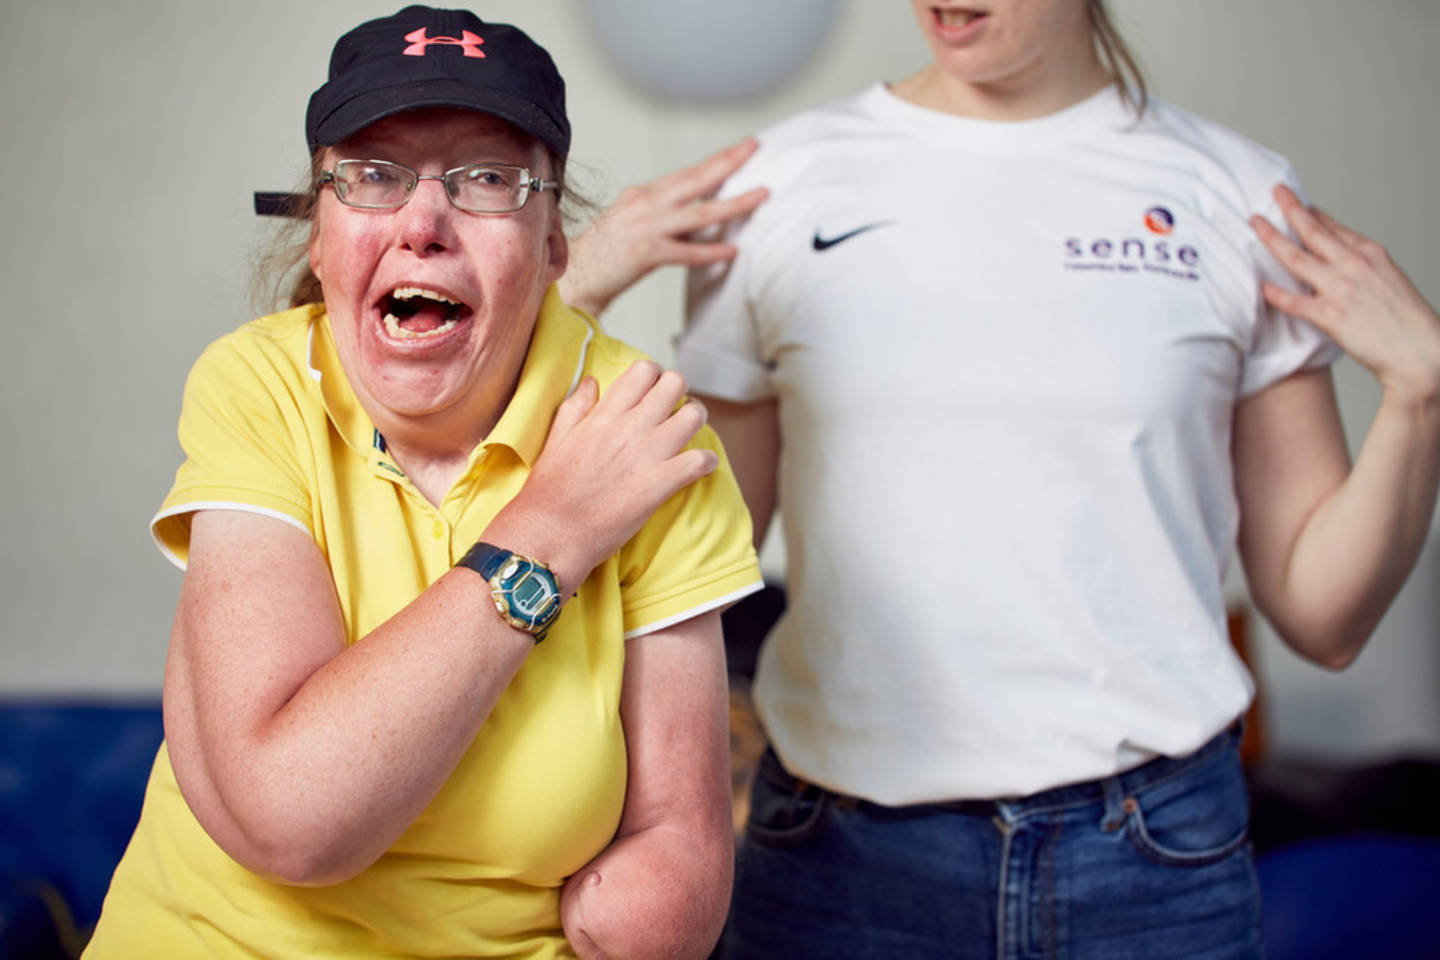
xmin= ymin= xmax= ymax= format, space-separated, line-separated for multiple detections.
xmin=891 ymin=55 xmax=1112 ymax=123
xmin=368 ymin=380 xmax=517 ymax=508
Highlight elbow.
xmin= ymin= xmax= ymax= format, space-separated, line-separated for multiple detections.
xmin=262 ymin=846 xmax=366 ymax=888
xmin=1250 ymin=589 xmax=1374 ymax=673
xmin=1312 ymin=640 xmax=1364 ymax=672
xmin=1271 ymin=617 xmax=1370 ymax=672
xmin=201 ymin=803 xmax=378 ymax=887
xmin=240 ymin=831 xmax=375 ymax=887
xmin=565 ymin=831 xmax=733 ymax=960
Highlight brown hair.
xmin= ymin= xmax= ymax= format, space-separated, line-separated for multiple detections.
xmin=250 ymin=143 xmax=589 ymax=315
xmin=1087 ymin=0 xmax=1148 ymax=116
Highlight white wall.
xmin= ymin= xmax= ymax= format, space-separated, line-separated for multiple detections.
xmin=2 ymin=1 xmax=1436 ymax=761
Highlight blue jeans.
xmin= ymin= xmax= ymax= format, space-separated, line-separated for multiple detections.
xmin=720 ymin=728 xmax=1261 ymax=959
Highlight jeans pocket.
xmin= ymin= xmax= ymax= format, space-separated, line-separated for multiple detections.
xmin=1124 ymin=743 xmax=1250 ymax=868
xmin=745 ymin=749 xmax=830 ymax=846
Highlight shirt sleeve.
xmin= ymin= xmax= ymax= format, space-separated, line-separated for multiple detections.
xmin=616 ymin=423 xmax=764 ymax=639
xmin=677 ymin=182 xmax=776 ymax=403
xmin=1239 ymin=167 xmax=1344 ymax=397
xmin=150 ymin=338 xmax=315 ymax=569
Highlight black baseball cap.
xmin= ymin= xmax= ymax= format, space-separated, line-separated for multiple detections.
xmin=304 ymin=5 xmax=570 ymax=157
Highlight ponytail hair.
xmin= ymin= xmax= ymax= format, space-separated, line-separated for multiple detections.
xmin=1087 ymin=0 xmax=1147 ymax=116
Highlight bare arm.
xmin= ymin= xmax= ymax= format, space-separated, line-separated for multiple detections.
xmin=558 ymin=139 xmax=768 ymax=317
xmin=559 ymin=611 xmax=733 ymax=960
xmin=695 ymin=394 xmax=780 ymax=551
xmin=164 ymin=362 xmax=720 ymax=885
xmin=1237 ymin=186 xmax=1440 ymax=669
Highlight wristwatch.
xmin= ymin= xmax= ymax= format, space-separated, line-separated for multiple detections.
xmin=457 ymin=542 xmax=563 ymax=642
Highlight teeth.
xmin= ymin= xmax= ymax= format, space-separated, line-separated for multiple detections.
xmin=383 ymin=313 xmax=459 ymax=339
xmin=391 ymin=285 xmax=460 ymax=305
xmin=938 ymin=9 xmax=980 ymax=26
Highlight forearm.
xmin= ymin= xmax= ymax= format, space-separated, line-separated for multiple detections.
xmin=561 ymin=823 xmax=733 ymax=960
xmin=178 ymin=561 xmax=536 ymax=884
xmin=1269 ymin=387 xmax=1440 ymax=666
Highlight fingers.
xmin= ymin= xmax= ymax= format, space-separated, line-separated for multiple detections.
xmin=1251 ymin=210 xmax=1328 ymax=291
xmin=668 ymin=186 xmax=770 ymax=238
xmin=1259 ymin=280 xmax=1319 ymax=325
xmin=594 ymin=359 xmax=666 ymax=415
xmin=548 ymin=376 xmax=599 ymax=439
xmin=650 ymin=395 xmax=709 ymax=455
xmin=1310 ymin=206 xmax=1369 ymax=249
xmin=1310 ymin=206 xmax=1395 ymax=272
xmin=664 ymin=446 xmax=721 ymax=488
xmin=576 ymin=362 xmax=713 ymax=472
xmin=659 ymin=240 xmax=741 ymax=267
xmin=1273 ymin=184 xmax=1353 ymax=262
xmin=651 ymin=137 xmax=760 ymax=206
xmin=632 ymin=368 xmax=691 ymax=425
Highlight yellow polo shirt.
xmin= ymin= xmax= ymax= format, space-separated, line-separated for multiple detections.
xmin=86 ymin=289 xmax=761 ymax=959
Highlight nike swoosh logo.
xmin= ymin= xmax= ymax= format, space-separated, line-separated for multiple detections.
xmin=812 ymin=221 xmax=892 ymax=251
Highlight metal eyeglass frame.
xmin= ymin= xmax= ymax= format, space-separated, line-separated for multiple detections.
xmin=317 ymin=158 xmax=559 ymax=213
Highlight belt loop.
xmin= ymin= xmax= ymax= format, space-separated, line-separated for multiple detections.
xmin=1100 ymin=776 xmax=1128 ymax=832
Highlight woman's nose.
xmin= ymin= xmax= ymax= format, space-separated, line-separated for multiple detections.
xmin=399 ymin=179 xmax=456 ymax=256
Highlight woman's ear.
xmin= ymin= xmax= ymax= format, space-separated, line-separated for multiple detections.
xmin=307 ymin=216 xmax=325 ymax=285
xmin=544 ymin=209 xmax=569 ymax=287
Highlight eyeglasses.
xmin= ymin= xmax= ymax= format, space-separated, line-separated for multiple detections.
xmin=317 ymin=159 xmax=559 ymax=213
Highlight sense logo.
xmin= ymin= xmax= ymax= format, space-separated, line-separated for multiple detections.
xmin=1063 ymin=204 xmax=1200 ymax=281
xmin=1144 ymin=205 xmax=1175 ymax=235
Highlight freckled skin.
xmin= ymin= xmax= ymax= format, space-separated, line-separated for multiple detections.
xmin=308 ymin=108 xmax=568 ymax=456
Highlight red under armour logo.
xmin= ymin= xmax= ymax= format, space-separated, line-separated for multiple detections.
xmin=402 ymin=27 xmax=485 ymax=58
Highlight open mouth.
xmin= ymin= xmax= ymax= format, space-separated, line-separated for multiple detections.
xmin=935 ymin=6 xmax=988 ymax=28
xmin=379 ymin=286 xmax=472 ymax=340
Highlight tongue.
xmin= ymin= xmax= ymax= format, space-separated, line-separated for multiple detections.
xmin=398 ymin=303 xmax=451 ymax=334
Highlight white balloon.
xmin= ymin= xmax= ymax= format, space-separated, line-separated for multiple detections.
xmin=581 ymin=0 xmax=839 ymax=103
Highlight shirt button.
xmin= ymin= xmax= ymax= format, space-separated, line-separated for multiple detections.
xmin=432 ymin=520 xmax=446 ymax=540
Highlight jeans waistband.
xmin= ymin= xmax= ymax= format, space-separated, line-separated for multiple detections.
xmin=779 ymin=724 xmax=1242 ymax=821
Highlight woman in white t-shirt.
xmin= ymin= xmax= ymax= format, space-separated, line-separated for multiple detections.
xmin=560 ymin=2 xmax=1440 ymax=956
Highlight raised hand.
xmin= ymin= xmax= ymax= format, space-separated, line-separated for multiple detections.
xmin=1251 ymin=184 xmax=1440 ymax=402
xmin=558 ymin=138 xmax=769 ymax=316
xmin=491 ymin=361 xmax=717 ymax=592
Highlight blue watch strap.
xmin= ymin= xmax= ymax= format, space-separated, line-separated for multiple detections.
xmin=457 ymin=541 xmax=508 ymax=580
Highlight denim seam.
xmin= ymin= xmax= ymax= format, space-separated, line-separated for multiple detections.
xmin=1043 ymin=816 xmax=1062 ymax=959
xmin=1123 ymin=807 xmax=1249 ymax=867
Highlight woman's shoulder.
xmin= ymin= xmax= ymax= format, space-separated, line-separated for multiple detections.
xmin=579 ymin=323 xmax=654 ymax=385
xmin=719 ymin=87 xmax=883 ymax=197
xmin=1136 ymin=97 xmax=1298 ymax=203
xmin=195 ymin=304 xmax=325 ymax=372
xmin=184 ymin=303 xmax=328 ymax=404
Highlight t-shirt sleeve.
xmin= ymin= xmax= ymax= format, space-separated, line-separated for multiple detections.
xmin=1239 ymin=167 xmax=1344 ymax=397
xmin=677 ymin=184 xmax=775 ymax=403
xmin=150 ymin=340 xmax=314 ymax=569
xmin=616 ymin=423 xmax=764 ymax=639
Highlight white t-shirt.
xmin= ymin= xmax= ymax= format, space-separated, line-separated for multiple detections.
xmin=678 ymin=84 xmax=1339 ymax=804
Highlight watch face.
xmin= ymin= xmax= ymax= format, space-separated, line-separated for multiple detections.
xmin=511 ymin=570 xmax=556 ymax=618
xmin=492 ymin=555 xmax=561 ymax=636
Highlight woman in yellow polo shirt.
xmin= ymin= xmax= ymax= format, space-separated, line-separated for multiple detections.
xmin=84 ymin=7 xmax=762 ymax=959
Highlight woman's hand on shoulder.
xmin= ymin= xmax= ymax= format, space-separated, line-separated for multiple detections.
xmin=491 ymin=362 xmax=717 ymax=592
xmin=558 ymin=138 xmax=769 ymax=317
xmin=1251 ymin=184 xmax=1440 ymax=404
